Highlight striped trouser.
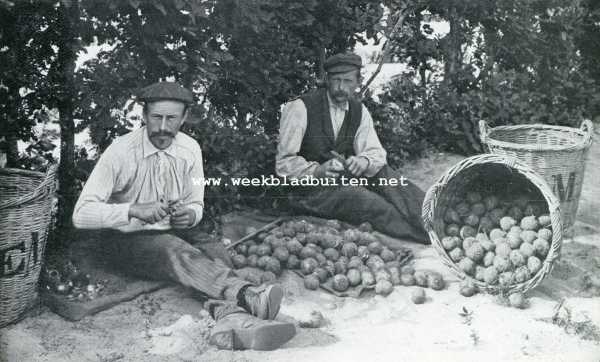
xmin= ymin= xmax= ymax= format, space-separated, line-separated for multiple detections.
xmin=101 ymin=228 xmax=249 ymax=316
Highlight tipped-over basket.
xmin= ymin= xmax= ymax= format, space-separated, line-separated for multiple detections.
xmin=0 ymin=165 xmax=57 ymax=327
xmin=422 ymin=154 xmax=562 ymax=294
xmin=479 ymin=120 xmax=593 ymax=234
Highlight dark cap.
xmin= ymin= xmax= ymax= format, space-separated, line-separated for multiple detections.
xmin=137 ymin=82 xmax=194 ymax=104
xmin=324 ymin=53 xmax=362 ymax=74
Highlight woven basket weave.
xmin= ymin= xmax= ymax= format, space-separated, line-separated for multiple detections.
xmin=0 ymin=165 xmax=57 ymax=327
xmin=422 ymin=154 xmax=562 ymax=294
xmin=479 ymin=120 xmax=593 ymax=233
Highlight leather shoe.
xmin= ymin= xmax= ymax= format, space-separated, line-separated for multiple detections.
xmin=209 ymin=312 xmax=296 ymax=351
xmin=243 ymin=284 xmax=283 ymax=320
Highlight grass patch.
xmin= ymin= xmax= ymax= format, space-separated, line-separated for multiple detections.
xmin=537 ymin=299 xmax=600 ymax=343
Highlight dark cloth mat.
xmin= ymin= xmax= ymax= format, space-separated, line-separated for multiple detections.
xmin=42 ymin=212 xmax=598 ymax=321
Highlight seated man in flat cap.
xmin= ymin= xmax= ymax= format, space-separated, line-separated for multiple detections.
xmin=276 ymin=52 xmax=428 ymax=243
xmin=72 ymin=81 xmax=295 ymax=351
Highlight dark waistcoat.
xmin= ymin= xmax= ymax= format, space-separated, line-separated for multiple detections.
xmin=298 ymin=89 xmax=362 ymax=164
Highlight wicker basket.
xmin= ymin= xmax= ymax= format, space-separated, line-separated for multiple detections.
xmin=422 ymin=154 xmax=562 ymax=294
xmin=0 ymin=165 xmax=57 ymax=327
xmin=479 ymin=120 xmax=593 ymax=233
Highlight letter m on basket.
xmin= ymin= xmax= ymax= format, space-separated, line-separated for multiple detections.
xmin=0 ymin=232 xmax=40 ymax=278
xmin=551 ymin=172 xmax=576 ymax=202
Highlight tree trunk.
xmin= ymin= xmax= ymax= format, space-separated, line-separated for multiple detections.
xmin=316 ymin=46 xmax=326 ymax=88
xmin=262 ymin=106 xmax=279 ymax=135
xmin=443 ymin=7 xmax=461 ymax=88
xmin=4 ymin=134 xmax=19 ymax=167
xmin=55 ymin=0 xmax=79 ymax=230
xmin=419 ymin=61 xmax=427 ymax=88
xmin=4 ymin=86 xmax=21 ymax=167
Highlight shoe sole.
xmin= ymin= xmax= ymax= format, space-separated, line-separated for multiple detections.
xmin=233 ymin=322 xmax=296 ymax=351
xmin=264 ymin=284 xmax=283 ymax=320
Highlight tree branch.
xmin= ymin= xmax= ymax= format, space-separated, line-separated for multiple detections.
xmin=360 ymin=7 xmax=409 ymax=97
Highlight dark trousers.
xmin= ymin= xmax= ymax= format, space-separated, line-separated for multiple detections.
xmin=101 ymin=227 xmax=248 ymax=318
xmin=290 ymin=165 xmax=429 ymax=243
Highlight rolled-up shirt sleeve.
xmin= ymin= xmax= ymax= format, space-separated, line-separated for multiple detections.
xmin=72 ymin=150 xmax=131 ymax=229
xmin=354 ymin=105 xmax=387 ymax=177
xmin=275 ymin=100 xmax=320 ymax=179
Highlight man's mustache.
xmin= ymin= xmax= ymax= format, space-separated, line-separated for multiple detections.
xmin=332 ymin=91 xmax=348 ymax=98
xmin=150 ymin=131 xmax=174 ymax=138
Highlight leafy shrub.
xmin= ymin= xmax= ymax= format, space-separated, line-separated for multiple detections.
xmin=184 ymin=117 xmax=278 ymax=228
xmin=370 ymin=66 xmax=599 ymax=158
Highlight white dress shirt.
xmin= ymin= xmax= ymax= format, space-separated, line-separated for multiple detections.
xmin=72 ymin=127 xmax=204 ymax=232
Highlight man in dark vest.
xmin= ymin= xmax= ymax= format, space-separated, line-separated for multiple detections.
xmin=276 ymin=52 xmax=428 ymax=243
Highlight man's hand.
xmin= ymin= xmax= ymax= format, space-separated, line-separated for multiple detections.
xmin=345 ymin=156 xmax=369 ymax=177
xmin=170 ymin=207 xmax=196 ymax=229
xmin=314 ymin=159 xmax=345 ymax=179
xmin=129 ymin=201 xmax=169 ymax=224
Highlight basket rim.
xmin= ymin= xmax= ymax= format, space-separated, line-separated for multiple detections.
xmin=0 ymin=166 xmax=47 ymax=177
xmin=0 ymin=164 xmax=58 ymax=210
xmin=479 ymin=120 xmax=594 ymax=153
xmin=421 ymin=153 xmax=563 ymax=294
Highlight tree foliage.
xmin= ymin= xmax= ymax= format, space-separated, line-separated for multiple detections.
xmin=0 ymin=0 xmax=386 ymax=229
xmin=1 ymin=0 xmax=598 ymax=232
xmin=0 ymin=1 xmax=59 ymax=165
xmin=575 ymin=0 xmax=600 ymax=98
xmin=76 ymin=0 xmax=222 ymax=151
xmin=374 ymin=0 xmax=600 ymax=158
xmin=208 ymin=0 xmax=383 ymax=132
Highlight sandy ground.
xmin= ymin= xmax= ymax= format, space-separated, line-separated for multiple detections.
xmin=1 ymin=129 xmax=599 ymax=362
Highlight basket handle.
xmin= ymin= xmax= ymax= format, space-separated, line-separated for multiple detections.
xmin=580 ymin=120 xmax=594 ymax=146
xmin=421 ymin=183 xmax=443 ymax=231
xmin=478 ymin=120 xmax=489 ymax=144
xmin=0 ymin=164 xmax=58 ymax=210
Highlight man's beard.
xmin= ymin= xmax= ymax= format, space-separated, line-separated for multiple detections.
xmin=332 ymin=91 xmax=348 ymax=99
xmin=331 ymin=91 xmax=349 ymax=105
xmin=150 ymin=131 xmax=175 ymax=149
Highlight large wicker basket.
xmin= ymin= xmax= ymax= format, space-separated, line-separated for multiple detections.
xmin=0 ymin=165 xmax=57 ymax=327
xmin=479 ymin=120 xmax=593 ymax=234
xmin=422 ymin=154 xmax=562 ymax=294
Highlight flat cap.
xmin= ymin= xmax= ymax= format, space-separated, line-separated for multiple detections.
xmin=324 ymin=52 xmax=362 ymax=74
xmin=137 ymin=81 xmax=194 ymax=104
